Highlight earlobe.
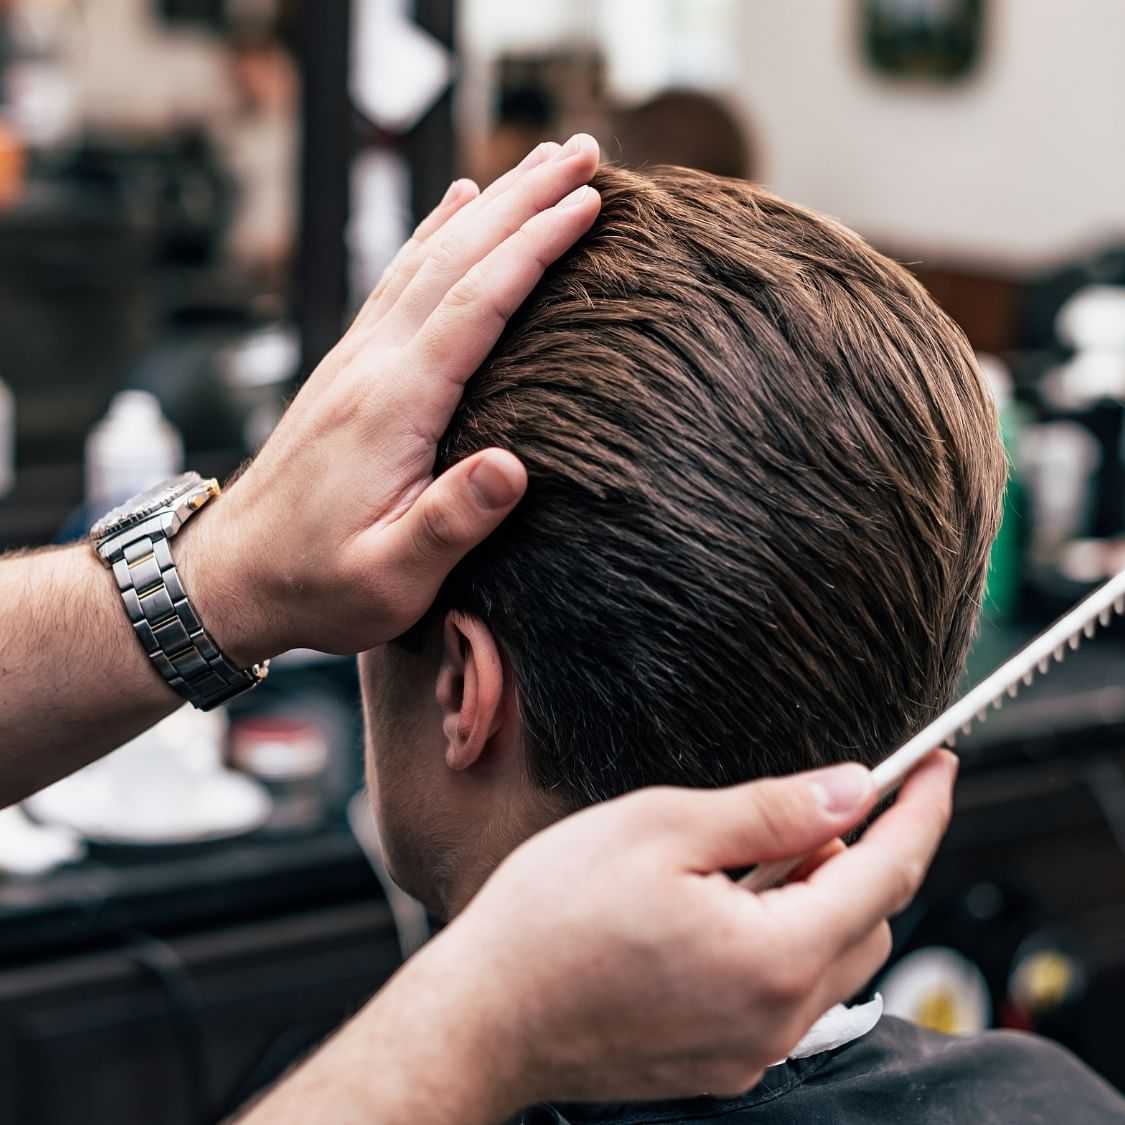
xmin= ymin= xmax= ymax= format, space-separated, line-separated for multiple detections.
xmin=436 ymin=611 xmax=505 ymax=771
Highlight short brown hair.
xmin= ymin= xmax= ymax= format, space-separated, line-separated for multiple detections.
xmin=434 ymin=164 xmax=1006 ymax=807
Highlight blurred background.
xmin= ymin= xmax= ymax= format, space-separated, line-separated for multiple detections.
xmin=0 ymin=0 xmax=1124 ymax=1120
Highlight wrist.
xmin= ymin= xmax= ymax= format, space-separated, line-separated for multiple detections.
xmin=172 ymin=484 xmax=276 ymax=668
xmin=407 ymin=919 xmax=539 ymax=1121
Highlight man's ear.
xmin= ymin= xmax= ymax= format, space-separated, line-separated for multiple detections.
xmin=435 ymin=611 xmax=505 ymax=771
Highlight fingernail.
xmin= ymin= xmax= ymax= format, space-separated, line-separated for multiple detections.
xmin=469 ymin=456 xmax=522 ymax=510
xmin=521 ymin=141 xmax=556 ymax=169
xmin=561 ymin=132 xmax=598 ymax=158
xmin=558 ymin=185 xmax=595 ymax=209
xmin=809 ymin=764 xmax=874 ymax=814
xmin=442 ymin=178 xmax=468 ymax=205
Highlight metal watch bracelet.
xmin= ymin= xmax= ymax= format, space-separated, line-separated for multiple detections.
xmin=110 ymin=532 xmax=268 ymax=711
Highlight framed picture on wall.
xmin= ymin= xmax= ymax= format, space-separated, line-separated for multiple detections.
xmin=861 ymin=0 xmax=986 ymax=82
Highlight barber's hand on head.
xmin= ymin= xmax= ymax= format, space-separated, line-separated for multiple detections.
xmin=433 ymin=750 xmax=956 ymax=1111
xmin=179 ymin=136 xmax=602 ymax=663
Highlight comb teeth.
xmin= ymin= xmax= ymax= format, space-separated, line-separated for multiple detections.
xmin=940 ymin=580 xmax=1125 ymax=744
xmin=869 ymin=565 xmax=1125 ymax=809
xmin=749 ymin=571 xmax=1125 ymax=893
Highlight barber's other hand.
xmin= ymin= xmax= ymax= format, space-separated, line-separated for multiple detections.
xmin=183 ymin=136 xmax=601 ymax=662
xmin=441 ymin=750 xmax=956 ymax=1111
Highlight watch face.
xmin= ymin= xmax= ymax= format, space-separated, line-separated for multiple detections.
xmin=90 ymin=472 xmax=203 ymax=542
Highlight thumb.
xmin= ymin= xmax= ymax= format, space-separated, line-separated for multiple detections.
xmin=378 ymin=448 xmax=527 ymax=615
xmin=682 ymin=764 xmax=876 ymax=873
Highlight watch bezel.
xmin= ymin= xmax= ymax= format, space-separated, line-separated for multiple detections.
xmin=90 ymin=472 xmax=207 ymax=545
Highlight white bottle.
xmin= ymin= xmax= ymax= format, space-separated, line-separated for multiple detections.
xmin=0 ymin=376 xmax=13 ymax=499
xmin=85 ymin=391 xmax=184 ymax=518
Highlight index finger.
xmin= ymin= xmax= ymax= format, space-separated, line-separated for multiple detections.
xmin=408 ymin=184 xmax=602 ymax=421
xmin=765 ymin=750 xmax=957 ymax=961
xmin=384 ymin=134 xmax=600 ymax=345
xmin=364 ymin=142 xmax=563 ymax=328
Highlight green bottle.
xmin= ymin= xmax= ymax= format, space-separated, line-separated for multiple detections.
xmin=980 ymin=356 xmax=1025 ymax=623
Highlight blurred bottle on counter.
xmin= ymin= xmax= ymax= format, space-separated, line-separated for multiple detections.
xmin=1021 ymin=421 xmax=1101 ymax=561
xmin=85 ymin=390 xmax=183 ymax=519
xmin=1034 ymin=286 xmax=1125 ymax=552
xmin=0 ymin=0 xmax=78 ymax=155
xmin=979 ymin=355 xmax=1027 ymax=622
xmin=1051 ymin=286 xmax=1125 ymax=408
xmin=0 ymin=374 xmax=12 ymax=499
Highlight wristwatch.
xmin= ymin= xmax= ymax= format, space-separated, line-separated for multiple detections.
xmin=90 ymin=471 xmax=269 ymax=711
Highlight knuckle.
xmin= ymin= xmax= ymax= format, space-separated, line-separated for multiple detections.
xmin=511 ymin=223 xmax=552 ymax=274
xmin=366 ymin=280 xmax=388 ymax=310
xmin=844 ymin=923 xmax=895 ymax=1000
xmin=398 ymin=234 xmax=420 ymax=262
xmin=370 ymin=266 xmax=396 ymax=300
xmin=411 ymin=327 xmax=447 ymax=372
xmin=764 ymin=957 xmax=812 ymax=1006
xmin=444 ymin=274 xmax=480 ymax=311
xmin=890 ymin=857 xmax=925 ymax=913
xmin=444 ymin=265 xmax=510 ymax=328
xmin=321 ymin=383 xmax=363 ymax=430
xmin=744 ymin=782 xmax=807 ymax=852
xmin=427 ymin=235 xmax=459 ymax=275
xmin=399 ymin=240 xmax=429 ymax=276
xmin=417 ymin=497 xmax=459 ymax=553
xmin=373 ymin=239 xmax=418 ymax=294
xmin=873 ymin=920 xmax=894 ymax=963
xmin=747 ymin=791 xmax=787 ymax=843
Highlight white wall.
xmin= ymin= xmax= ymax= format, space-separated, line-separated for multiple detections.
xmin=733 ymin=0 xmax=1125 ymax=273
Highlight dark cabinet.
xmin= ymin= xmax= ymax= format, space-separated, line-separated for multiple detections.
xmin=0 ymin=899 xmax=400 ymax=1124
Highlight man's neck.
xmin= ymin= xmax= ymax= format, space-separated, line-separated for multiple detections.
xmin=440 ymin=794 xmax=570 ymax=918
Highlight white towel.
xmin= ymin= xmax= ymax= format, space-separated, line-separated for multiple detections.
xmin=772 ymin=993 xmax=884 ymax=1065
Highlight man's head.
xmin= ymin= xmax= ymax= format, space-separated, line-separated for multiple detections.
xmin=360 ymin=164 xmax=1006 ymax=916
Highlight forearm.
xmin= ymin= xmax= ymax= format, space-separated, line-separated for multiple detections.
xmin=0 ymin=542 xmax=178 ymax=805
xmin=236 ymin=923 xmax=528 ymax=1125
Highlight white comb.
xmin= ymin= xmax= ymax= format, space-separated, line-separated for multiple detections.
xmin=741 ymin=566 xmax=1125 ymax=893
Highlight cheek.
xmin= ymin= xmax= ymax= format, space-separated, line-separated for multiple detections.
xmin=358 ymin=645 xmax=440 ymax=875
xmin=359 ymin=648 xmax=397 ymax=798
xmin=366 ymin=718 xmax=432 ymax=897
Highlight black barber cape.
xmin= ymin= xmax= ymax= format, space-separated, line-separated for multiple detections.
xmin=516 ymin=1015 xmax=1125 ymax=1124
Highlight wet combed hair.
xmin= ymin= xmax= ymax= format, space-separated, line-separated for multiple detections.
xmin=432 ymin=164 xmax=1006 ymax=808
